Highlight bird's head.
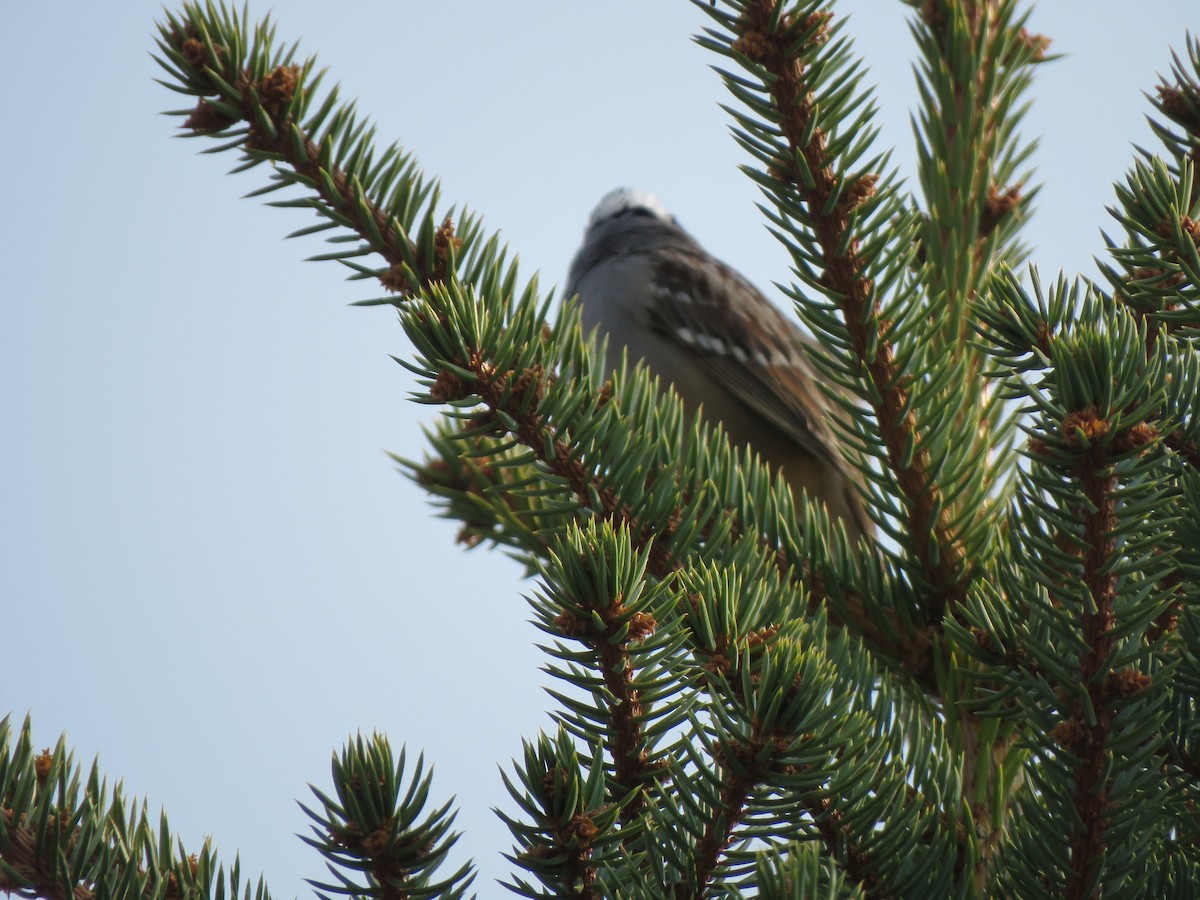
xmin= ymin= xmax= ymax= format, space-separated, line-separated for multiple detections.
xmin=586 ymin=187 xmax=678 ymax=233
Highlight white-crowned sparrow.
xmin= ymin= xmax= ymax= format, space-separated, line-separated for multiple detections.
xmin=567 ymin=188 xmax=871 ymax=539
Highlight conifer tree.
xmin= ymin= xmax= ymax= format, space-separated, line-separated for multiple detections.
xmin=3 ymin=1 xmax=1199 ymax=897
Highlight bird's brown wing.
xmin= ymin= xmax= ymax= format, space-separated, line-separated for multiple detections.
xmin=645 ymin=246 xmax=849 ymax=471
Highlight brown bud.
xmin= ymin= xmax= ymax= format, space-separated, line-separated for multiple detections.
xmin=625 ymin=611 xmax=657 ymax=642
xmin=430 ymin=369 xmax=470 ymax=402
xmin=260 ymin=64 xmax=300 ymax=107
xmin=1115 ymin=421 xmax=1158 ymax=454
xmin=732 ymin=31 xmax=771 ymax=61
xmin=184 ymin=100 xmax=236 ymax=134
xmin=1061 ymin=407 xmax=1109 ymax=448
xmin=1050 ymin=717 xmax=1090 ymax=754
xmin=34 ymin=748 xmax=53 ymax=781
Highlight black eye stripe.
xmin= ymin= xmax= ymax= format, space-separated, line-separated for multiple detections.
xmin=606 ymin=206 xmax=681 ymax=228
xmin=621 ymin=207 xmax=660 ymax=220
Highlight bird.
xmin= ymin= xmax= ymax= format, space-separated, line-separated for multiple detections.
xmin=566 ymin=187 xmax=871 ymax=540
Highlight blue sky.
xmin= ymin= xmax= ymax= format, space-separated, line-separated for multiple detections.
xmin=3 ymin=1 xmax=1196 ymax=895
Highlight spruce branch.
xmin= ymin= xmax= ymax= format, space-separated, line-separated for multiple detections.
xmin=1148 ymin=32 xmax=1200 ymax=213
xmin=657 ymin=574 xmax=948 ymax=895
xmin=154 ymin=3 xmax=501 ymax=307
xmin=1097 ymin=38 xmax=1200 ymax=497
xmin=912 ymin=0 xmax=1049 ymax=322
xmin=906 ymin=3 xmax=1046 ymax=662
xmin=696 ymin=0 xmax=984 ymax=630
xmin=530 ymin=521 xmax=688 ymax=823
xmin=750 ymin=843 xmax=866 ymax=898
xmin=0 ymin=715 xmax=270 ymax=900
xmin=498 ymin=731 xmax=628 ymax=899
xmin=680 ymin=745 xmax=759 ymax=897
xmin=527 ymin=519 xmax=938 ymax=891
xmin=410 ymin=292 xmax=682 ymax=580
xmin=299 ymin=735 xmax=475 ymax=899
xmin=975 ymin=269 xmax=1181 ymax=897
xmin=1059 ymin=438 xmax=1124 ymax=900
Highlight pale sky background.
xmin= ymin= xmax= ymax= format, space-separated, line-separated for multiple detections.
xmin=3 ymin=2 xmax=1196 ymax=896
